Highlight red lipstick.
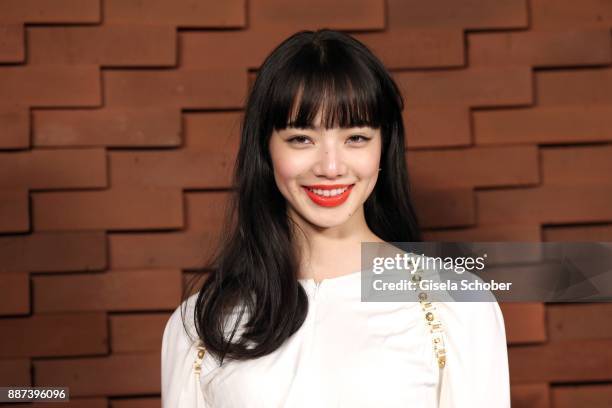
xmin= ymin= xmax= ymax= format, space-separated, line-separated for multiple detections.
xmin=302 ymin=184 xmax=355 ymax=207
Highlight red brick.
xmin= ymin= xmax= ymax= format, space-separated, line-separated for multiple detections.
xmin=250 ymin=0 xmax=384 ymax=30
xmin=28 ymin=25 xmax=176 ymax=66
xmin=547 ymin=303 xmax=612 ymax=341
xmin=0 ymin=107 xmax=29 ymax=149
xmin=0 ymin=312 xmax=107 ymax=357
xmin=105 ymin=0 xmax=245 ymax=27
xmin=247 ymin=71 xmax=257 ymax=91
xmin=104 ymin=68 xmax=246 ymax=109
xmin=111 ymin=398 xmax=160 ymax=408
xmin=110 ymin=313 xmax=171 ymax=353
xmin=537 ymin=68 xmax=612 ymax=106
xmin=32 ymin=188 xmax=183 ymax=231
xmin=354 ymin=28 xmax=464 ymax=69
xmin=478 ymin=185 xmax=612 ymax=224
xmin=508 ymin=339 xmax=612 ymax=383
xmin=394 ymin=67 xmax=532 ymax=107
xmin=413 ymin=187 xmax=475 ymax=228
xmin=541 ymin=145 xmax=612 ymax=185
xmin=183 ymin=272 xmax=209 ymax=297
xmin=33 ymin=269 xmax=182 ymax=313
xmin=407 ymin=146 xmax=539 ymax=188
xmin=552 ymin=384 xmax=612 ymax=408
xmin=183 ymin=28 xmax=450 ymax=71
xmin=474 ymin=261 xmax=598 ymax=303
xmin=108 ymin=232 xmax=217 ymax=269
xmin=180 ymin=28 xmax=296 ymax=70
xmin=0 ymin=358 xmax=30 ymax=386
xmin=33 ymin=108 xmax=181 ymax=148
xmin=0 ymin=24 xmax=23 ymax=62
xmin=531 ymin=0 xmax=612 ymax=28
xmin=0 ymin=231 xmax=106 ymax=273
xmin=34 ymin=352 xmax=160 ymax=396
xmin=471 ymin=244 xmax=544 ymax=265
xmin=183 ymin=112 xmax=241 ymax=151
xmin=0 ymin=148 xmax=106 ymax=189
xmin=109 ymin=150 xmax=234 ymax=188
xmin=185 ymin=192 xmax=231 ymax=233
xmin=388 ymin=0 xmax=527 ymax=29
xmin=0 ymin=66 xmax=100 ymax=107
xmin=499 ymin=303 xmax=546 ymax=345
xmin=0 ymin=272 xmax=29 ymax=315
xmin=511 ymin=384 xmax=550 ymax=408
xmin=0 ymin=0 xmax=100 ymax=23
xmin=424 ymin=224 xmax=541 ymax=242
xmin=469 ymin=29 xmax=612 ymax=67
xmin=474 ymin=105 xmax=612 ymax=145
xmin=404 ymin=107 xmax=471 ymax=149
xmin=0 ymin=189 xmax=28 ymax=232
xmin=543 ymin=224 xmax=612 ymax=241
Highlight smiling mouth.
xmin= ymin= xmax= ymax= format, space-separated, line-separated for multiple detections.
xmin=302 ymin=184 xmax=355 ymax=207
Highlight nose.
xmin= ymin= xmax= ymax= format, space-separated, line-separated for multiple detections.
xmin=314 ymin=143 xmax=347 ymax=179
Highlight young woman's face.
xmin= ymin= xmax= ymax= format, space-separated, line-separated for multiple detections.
xmin=269 ymin=111 xmax=382 ymax=229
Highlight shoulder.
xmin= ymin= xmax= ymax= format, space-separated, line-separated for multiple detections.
xmin=163 ymin=292 xmax=200 ymax=350
xmin=162 ymin=291 xmax=251 ymax=358
xmin=161 ymin=293 xmax=204 ymax=407
xmin=434 ymin=301 xmax=510 ymax=407
xmin=435 ymin=300 xmax=506 ymax=340
xmin=162 ymin=292 xmax=230 ymax=406
xmin=431 ymin=268 xmax=506 ymax=339
xmin=422 ymin=266 xmax=507 ymax=356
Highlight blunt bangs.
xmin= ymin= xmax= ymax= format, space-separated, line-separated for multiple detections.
xmin=264 ymin=38 xmax=398 ymax=132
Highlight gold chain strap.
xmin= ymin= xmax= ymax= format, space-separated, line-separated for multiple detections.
xmin=411 ymin=266 xmax=447 ymax=369
xmin=193 ymin=342 xmax=206 ymax=377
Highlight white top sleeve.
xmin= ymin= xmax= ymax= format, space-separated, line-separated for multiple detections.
xmin=437 ymin=301 xmax=511 ymax=408
xmin=161 ymin=295 xmax=211 ymax=408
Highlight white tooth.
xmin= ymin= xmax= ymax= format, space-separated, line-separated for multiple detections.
xmin=309 ymin=187 xmax=348 ymax=197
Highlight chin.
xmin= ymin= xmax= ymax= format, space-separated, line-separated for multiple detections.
xmin=306 ymin=209 xmax=356 ymax=227
xmin=308 ymin=219 xmax=348 ymax=229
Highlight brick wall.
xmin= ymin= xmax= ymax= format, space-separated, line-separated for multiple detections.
xmin=1 ymin=0 xmax=611 ymax=407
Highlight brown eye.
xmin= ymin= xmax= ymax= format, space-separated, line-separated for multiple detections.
xmin=347 ymin=135 xmax=371 ymax=144
xmin=288 ymin=135 xmax=313 ymax=145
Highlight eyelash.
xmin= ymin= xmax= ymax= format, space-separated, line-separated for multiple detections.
xmin=287 ymin=135 xmax=371 ymax=145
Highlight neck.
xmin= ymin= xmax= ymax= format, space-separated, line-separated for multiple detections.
xmin=288 ymin=206 xmax=383 ymax=281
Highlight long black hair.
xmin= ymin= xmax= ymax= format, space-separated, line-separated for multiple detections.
xmin=187 ymin=29 xmax=421 ymax=364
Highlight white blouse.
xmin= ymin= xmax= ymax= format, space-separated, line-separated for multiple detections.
xmin=161 ymin=269 xmax=511 ymax=407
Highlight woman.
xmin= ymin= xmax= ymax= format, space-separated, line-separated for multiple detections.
xmin=161 ymin=29 xmax=510 ymax=407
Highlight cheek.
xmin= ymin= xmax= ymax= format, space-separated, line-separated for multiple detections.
xmin=273 ymin=156 xmax=310 ymax=188
xmin=270 ymin=148 xmax=311 ymax=193
xmin=353 ymin=146 xmax=381 ymax=177
xmin=273 ymin=160 xmax=300 ymax=182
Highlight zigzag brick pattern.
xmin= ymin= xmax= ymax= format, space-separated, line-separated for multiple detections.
xmin=0 ymin=0 xmax=610 ymax=405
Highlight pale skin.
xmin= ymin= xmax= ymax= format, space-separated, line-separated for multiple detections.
xmin=268 ymin=110 xmax=386 ymax=284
